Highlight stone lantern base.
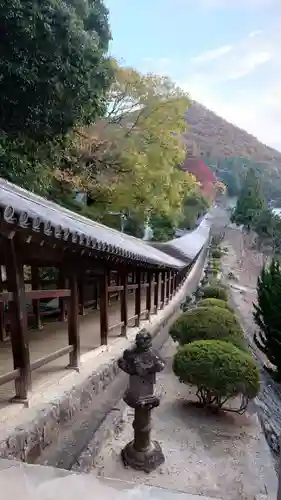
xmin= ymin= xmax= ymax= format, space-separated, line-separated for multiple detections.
xmin=121 ymin=440 xmax=165 ymax=473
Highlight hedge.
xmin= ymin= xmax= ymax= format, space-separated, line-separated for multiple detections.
xmin=201 ymin=284 xmax=228 ymax=301
xmin=197 ymin=298 xmax=233 ymax=312
xmin=169 ymin=306 xmax=246 ymax=350
xmin=173 ymin=340 xmax=260 ymax=412
xmin=211 ymin=248 xmax=222 ymax=259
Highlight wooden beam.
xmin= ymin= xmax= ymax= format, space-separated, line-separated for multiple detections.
xmin=121 ymin=270 xmax=128 ymax=336
xmin=99 ymin=270 xmax=109 ymax=345
xmin=6 ymin=239 xmax=31 ymax=402
xmin=67 ymin=270 xmax=80 ymax=369
xmin=135 ymin=269 xmax=141 ymax=327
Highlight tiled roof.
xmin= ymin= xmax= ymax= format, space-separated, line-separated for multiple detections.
xmin=0 ymin=178 xmax=211 ymax=269
xmin=151 ymin=215 xmax=211 ymax=262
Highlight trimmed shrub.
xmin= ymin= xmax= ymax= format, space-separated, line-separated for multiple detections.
xmin=211 ymin=248 xmax=222 ymax=259
xmin=173 ymin=340 xmax=260 ymax=412
xmin=201 ymin=284 xmax=228 ymax=301
xmin=169 ymin=306 xmax=246 ymax=350
xmin=197 ymin=298 xmax=233 ymax=312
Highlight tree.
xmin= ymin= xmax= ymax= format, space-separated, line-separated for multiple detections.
xmin=78 ymin=64 xmax=197 ymax=231
xmin=0 ymin=0 xmax=112 ymax=190
xmin=252 ymin=208 xmax=281 ymax=254
xmin=231 ymin=168 xmax=266 ymax=228
xmin=180 ymin=191 xmax=210 ymax=230
xmin=253 ymin=258 xmax=281 ymax=380
xmin=150 ymin=213 xmax=176 ymax=242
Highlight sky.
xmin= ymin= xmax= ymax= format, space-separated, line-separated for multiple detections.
xmin=105 ymin=0 xmax=281 ymax=151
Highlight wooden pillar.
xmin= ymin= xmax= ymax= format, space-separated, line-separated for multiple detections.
xmin=78 ymin=275 xmax=85 ymax=316
xmin=154 ymin=271 xmax=160 ymax=313
xmin=68 ymin=270 xmax=80 ymax=369
xmin=31 ymin=266 xmax=42 ymax=330
xmin=165 ymin=271 xmax=170 ymax=304
xmin=93 ymin=278 xmax=98 ymax=310
xmin=131 ymin=271 xmax=135 ymax=294
xmin=169 ymin=271 xmax=174 ymax=299
xmin=116 ymin=273 xmax=121 ymax=301
xmin=6 ymin=240 xmax=31 ymax=402
xmin=99 ymin=270 xmax=109 ymax=345
xmin=58 ymin=267 xmax=67 ymax=322
xmin=160 ymin=271 xmax=165 ymax=309
xmin=173 ymin=272 xmax=177 ymax=295
xmin=146 ymin=271 xmax=152 ymax=320
xmin=121 ymin=270 xmax=128 ymax=336
xmin=0 ymin=268 xmax=5 ymax=342
xmin=135 ymin=269 xmax=141 ymax=327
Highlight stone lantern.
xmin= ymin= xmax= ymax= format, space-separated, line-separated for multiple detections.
xmin=118 ymin=329 xmax=165 ymax=473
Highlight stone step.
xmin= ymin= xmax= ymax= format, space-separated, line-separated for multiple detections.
xmin=102 ymin=477 xmax=223 ymax=500
xmin=0 ymin=459 xmax=223 ymax=499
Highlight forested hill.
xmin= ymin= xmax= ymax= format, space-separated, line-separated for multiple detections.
xmin=183 ymin=101 xmax=281 ymax=164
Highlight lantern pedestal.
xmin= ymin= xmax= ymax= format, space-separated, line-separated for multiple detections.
xmin=118 ymin=329 xmax=165 ymax=473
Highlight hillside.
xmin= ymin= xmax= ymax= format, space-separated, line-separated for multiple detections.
xmin=183 ymin=102 xmax=281 ymax=164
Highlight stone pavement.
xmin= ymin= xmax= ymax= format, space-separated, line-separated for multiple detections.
xmin=0 ymin=458 xmax=222 ymax=499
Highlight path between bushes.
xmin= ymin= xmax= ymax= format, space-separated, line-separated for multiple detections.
xmin=90 ymin=337 xmax=277 ymax=500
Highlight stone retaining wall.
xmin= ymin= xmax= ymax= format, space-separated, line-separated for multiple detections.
xmin=0 ymin=246 xmax=207 ymax=464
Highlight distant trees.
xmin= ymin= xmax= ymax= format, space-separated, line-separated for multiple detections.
xmin=231 ymin=168 xmax=266 ymax=228
xmin=254 ymin=258 xmax=281 ymax=380
xmin=210 ymin=155 xmax=281 ymax=202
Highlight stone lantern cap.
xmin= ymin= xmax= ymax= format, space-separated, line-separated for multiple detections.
xmin=118 ymin=329 xmax=165 ymax=377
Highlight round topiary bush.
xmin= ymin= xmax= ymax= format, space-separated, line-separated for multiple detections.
xmin=197 ymin=298 xmax=233 ymax=312
xmin=201 ymin=284 xmax=228 ymax=301
xmin=211 ymin=248 xmax=222 ymax=259
xmin=173 ymin=340 xmax=260 ymax=412
xmin=169 ymin=306 xmax=246 ymax=350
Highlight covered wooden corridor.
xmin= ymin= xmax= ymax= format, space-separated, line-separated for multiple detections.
xmin=0 ymin=178 xmax=210 ymax=409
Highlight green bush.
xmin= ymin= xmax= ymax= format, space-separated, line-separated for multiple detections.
xmin=211 ymin=248 xmax=222 ymax=259
xmin=197 ymin=298 xmax=233 ymax=312
xmin=169 ymin=306 xmax=246 ymax=350
xmin=201 ymin=284 xmax=227 ymax=301
xmin=173 ymin=340 xmax=260 ymax=412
